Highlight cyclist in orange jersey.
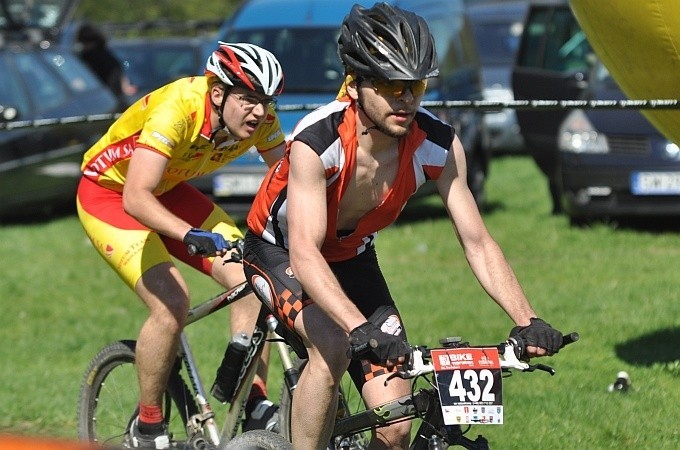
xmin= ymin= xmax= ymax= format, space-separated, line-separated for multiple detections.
xmin=242 ymin=4 xmax=565 ymax=449
xmin=77 ymin=42 xmax=284 ymax=448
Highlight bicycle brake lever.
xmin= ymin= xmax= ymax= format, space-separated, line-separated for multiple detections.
xmin=530 ymin=363 xmax=556 ymax=376
xmin=384 ymin=372 xmax=401 ymax=386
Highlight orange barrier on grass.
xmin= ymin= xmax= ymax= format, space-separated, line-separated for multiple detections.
xmin=0 ymin=435 xmax=100 ymax=450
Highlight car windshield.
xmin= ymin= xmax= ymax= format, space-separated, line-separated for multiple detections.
xmin=1 ymin=47 xmax=101 ymax=116
xmin=112 ymin=42 xmax=202 ymax=90
xmin=0 ymin=0 xmax=71 ymax=29
xmin=225 ymin=27 xmax=344 ymax=93
xmin=471 ymin=20 xmax=523 ymax=65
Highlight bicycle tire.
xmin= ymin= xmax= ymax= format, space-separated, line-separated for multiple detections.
xmin=279 ymin=358 xmax=370 ymax=450
xmin=77 ymin=340 xmax=199 ymax=447
xmin=221 ymin=430 xmax=292 ymax=450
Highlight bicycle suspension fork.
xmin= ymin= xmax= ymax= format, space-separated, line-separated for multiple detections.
xmin=178 ymin=332 xmax=221 ymax=445
xmin=266 ymin=315 xmax=300 ymax=395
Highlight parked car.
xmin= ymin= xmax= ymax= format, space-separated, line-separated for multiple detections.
xmin=512 ymin=0 xmax=680 ymax=223
xmin=109 ymin=36 xmax=213 ymax=106
xmin=467 ymin=0 xmax=528 ymax=155
xmin=558 ymin=63 xmax=680 ymax=223
xmin=0 ymin=0 xmax=119 ymax=221
xmin=191 ymin=0 xmax=489 ymax=211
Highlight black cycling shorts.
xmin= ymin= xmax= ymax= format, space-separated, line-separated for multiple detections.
xmin=242 ymin=231 xmax=408 ymax=391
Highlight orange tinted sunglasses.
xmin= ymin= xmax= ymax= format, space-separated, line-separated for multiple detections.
xmin=369 ymin=78 xmax=428 ymax=97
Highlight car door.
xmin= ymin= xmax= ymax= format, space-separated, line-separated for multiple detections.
xmin=512 ymin=3 xmax=592 ymax=152
xmin=511 ymin=2 xmax=594 ymax=212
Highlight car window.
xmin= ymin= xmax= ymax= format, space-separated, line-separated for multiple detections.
xmin=0 ymin=56 xmax=30 ymax=115
xmin=46 ymin=49 xmax=102 ymax=92
xmin=427 ymin=14 xmax=479 ymax=89
xmin=471 ymin=19 xmax=523 ymax=65
xmin=112 ymin=42 xmax=202 ymax=95
xmin=14 ymin=51 xmax=67 ymax=112
xmin=14 ymin=49 xmax=101 ymax=113
xmin=519 ymin=7 xmax=590 ymax=72
xmin=0 ymin=0 xmax=70 ymax=29
xmin=544 ymin=8 xmax=589 ymax=72
xmin=225 ymin=27 xmax=344 ymax=92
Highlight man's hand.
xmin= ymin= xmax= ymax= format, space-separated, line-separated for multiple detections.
xmin=183 ymin=228 xmax=229 ymax=257
xmin=510 ymin=317 xmax=563 ymax=356
xmin=347 ymin=322 xmax=411 ymax=365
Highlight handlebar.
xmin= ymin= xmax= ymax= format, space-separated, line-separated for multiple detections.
xmin=385 ymin=332 xmax=579 ymax=383
xmin=187 ymin=238 xmax=244 ymax=263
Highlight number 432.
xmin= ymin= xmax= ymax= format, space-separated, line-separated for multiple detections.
xmin=448 ymin=369 xmax=496 ymax=402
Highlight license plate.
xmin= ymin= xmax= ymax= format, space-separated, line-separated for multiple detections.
xmin=213 ymin=173 xmax=265 ymax=197
xmin=630 ymin=172 xmax=680 ymax=195
xmin=432 ymin=347 xmax=503 ymax=425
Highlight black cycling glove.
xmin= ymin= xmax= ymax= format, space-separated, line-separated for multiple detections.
xmin=347 ymin=322 xmax=411 ymax=364
xmin=510 ymin=317 xmax=563 ymax=354
xmin=183 ymin=228 xmax=229 ymax=256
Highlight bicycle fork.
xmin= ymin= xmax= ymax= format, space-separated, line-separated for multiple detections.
xmin=178 ymin=332 xmax=222 ymax=446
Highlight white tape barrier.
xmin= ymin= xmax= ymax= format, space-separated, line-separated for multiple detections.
xmin=1 ymin=99 xmax=679 ymax=130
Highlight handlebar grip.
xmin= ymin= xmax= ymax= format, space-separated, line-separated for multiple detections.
xmin=511 ymin=331 xmax=579 ymax=360
xmin=562 ymin=332 xmax=579 ymax=347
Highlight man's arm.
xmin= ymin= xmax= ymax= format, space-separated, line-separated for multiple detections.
xmin=123 ymin=148 xmax=212 ymax=244
xmin=285 ymin=141 xmax=366 ymax=333
xmin=259 ymin=142 xmax=286 ymax=167
xmin=435 ymin=136 xmax=538 ymax=327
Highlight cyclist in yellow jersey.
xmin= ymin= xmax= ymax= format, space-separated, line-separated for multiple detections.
xmin=77 ymin=42 xmax=284 ymax=448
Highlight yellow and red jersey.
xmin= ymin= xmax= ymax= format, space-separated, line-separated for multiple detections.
xmin=81 ymin=76 xmax=284 ymax=194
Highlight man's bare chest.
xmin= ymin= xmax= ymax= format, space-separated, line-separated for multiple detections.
xmin=337 ymin=147 xmax=399 ymax=230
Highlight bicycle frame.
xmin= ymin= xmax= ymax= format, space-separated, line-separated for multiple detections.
xmin=166 ymin=281 xmax=295 ymax=447
xmin=78 ymin=241 xmax=303 ymax=449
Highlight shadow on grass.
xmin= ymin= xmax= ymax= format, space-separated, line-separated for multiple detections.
xmin=615 ymin=327 xmax=680 ymax=368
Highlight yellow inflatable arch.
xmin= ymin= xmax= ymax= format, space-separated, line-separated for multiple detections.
xmin=570 ymin=0 xmax=680 ymax=143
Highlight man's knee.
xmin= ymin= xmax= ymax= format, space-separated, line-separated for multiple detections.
xmin=212 ymin=251 xmax=248 ymax=287
xmin=306 ymin=330 xmax=351 ymax=382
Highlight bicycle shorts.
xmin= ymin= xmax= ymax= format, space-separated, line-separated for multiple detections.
xmin=242 ymin=231 xmax=408 ymax=391
xmin=76 ymin=177 xmax=243 ymax=290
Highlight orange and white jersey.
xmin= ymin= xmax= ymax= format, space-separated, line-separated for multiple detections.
xmin=81 ymin=76 xmax=284 ymax=194
xmin=247 ymin=97 xmax=454 ymax=262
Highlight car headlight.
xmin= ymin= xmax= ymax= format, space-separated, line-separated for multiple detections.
xmin=558 ymin=109 xmax=610 ymax=153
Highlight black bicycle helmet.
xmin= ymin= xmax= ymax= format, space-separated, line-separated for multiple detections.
xmin=338 ymin=2 xmax=439 ymax=80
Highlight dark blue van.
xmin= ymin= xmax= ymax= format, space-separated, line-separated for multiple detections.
xmin=194 ymin=0 xmax=489 ymax=211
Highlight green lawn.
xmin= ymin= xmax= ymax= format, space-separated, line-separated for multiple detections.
xmin=1 ymin=155 xmax=678 ymax=449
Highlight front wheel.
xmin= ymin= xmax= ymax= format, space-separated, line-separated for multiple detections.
xmin=77 ymin=340 xmax=199 ymax=447
xmin=221 ymin=430 xmax=292 ymax=450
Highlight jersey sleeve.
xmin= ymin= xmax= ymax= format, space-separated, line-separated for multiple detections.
xmin=254 ymin=110 xmax=285 ymax=154
xmin=136 ymin=94 xmax=197 ymax=158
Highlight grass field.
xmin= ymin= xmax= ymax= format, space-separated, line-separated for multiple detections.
xmin=1 ymin=155 xmax=678 ymax=449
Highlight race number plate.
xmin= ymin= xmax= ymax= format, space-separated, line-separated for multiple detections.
xmin=432 ymin=347 xmax=503 ymax=425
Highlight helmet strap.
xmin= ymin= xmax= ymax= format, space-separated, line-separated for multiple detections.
xmin=210 ymin=86 xmax=235 ymax=140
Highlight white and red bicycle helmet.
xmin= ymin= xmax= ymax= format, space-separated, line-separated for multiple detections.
xmin=205 ymin=41 xmax=284 ymax=96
